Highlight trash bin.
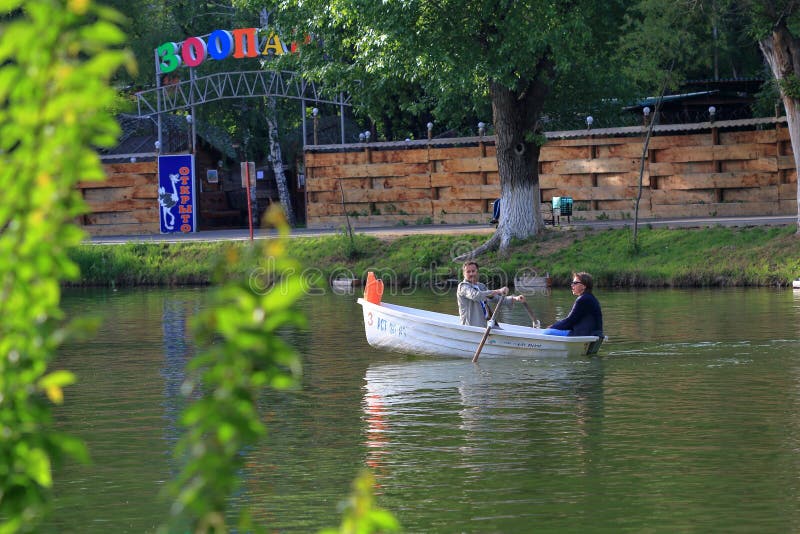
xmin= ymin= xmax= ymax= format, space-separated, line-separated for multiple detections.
xmin=559 ymin=196 xmax=573 ymax=217
xmin=551 ymin=196 xmax=573 ymax=224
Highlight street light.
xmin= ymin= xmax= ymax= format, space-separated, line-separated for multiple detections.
xmin=427 ymin=122 xmax=433 ymax=140
xmin=359 ymin=132 xmax=365 ymax=143
xmin=364 ymin=130 xmax=371 ymax=142
xmin=586 ymin=116 xmax=594 ymax=129
xmin=186 ymin=114 xmax=193 ymax=153
xmin=312 ymin=107 xmax=319 ymax=145
xmin=478 ymin=121 xmax=486 ymax=137
xmin=708 ymin=106 xmax=716 ymax=122
xmin=643 ymin=106 xmax=651 ymax=128
xmin=154 ymin=140 xmax=161 ymax=153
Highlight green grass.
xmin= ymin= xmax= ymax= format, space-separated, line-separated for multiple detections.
xmin=68 ymin=226 xmax=800 ymax=288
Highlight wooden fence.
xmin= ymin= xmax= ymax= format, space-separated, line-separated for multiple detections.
xmin=304 ymin=120 xmax=798 ymax=228
xmin=78 ymin=161 xmax=159 ymax=236
xmin=76 ymin=119 xmax=798 ymax=235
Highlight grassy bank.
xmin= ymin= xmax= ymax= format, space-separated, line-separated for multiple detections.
xmin=68 ymin=225 xmax=800 ymax=288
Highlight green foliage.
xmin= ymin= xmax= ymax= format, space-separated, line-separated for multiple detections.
xmin=319 ymin=471 xmax=401 ymax=534
xmin=0 ymin=0 xmax=133 ymax=531
xmin=162 ymin=207 xmax=309 ymax=533
xmin=270 ymin=0 xmax=633 ymax=135
xmin=778 ymin=72 xmax=800 ymax=100
xmin=618 ymin=0 xmax=766 ymax=97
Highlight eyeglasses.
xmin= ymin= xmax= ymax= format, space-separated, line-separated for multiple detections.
xmin=570 ymin=280 xmax=583 ymax=286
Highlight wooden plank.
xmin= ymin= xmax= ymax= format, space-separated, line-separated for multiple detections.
xmin=650 ymin=189 xmax=717 ymax=204
xmin=373 ymin=174 xmax=434 ymax=189
xmin=83 ymin=222 xmax=159 ymax=236
xmin=311 ymin=162 xmax=429 ymax=179
xmin=441 ymin=157 xmax=498 ymax=173
xmin=84 ymin=187 xmax=133 ymax=203
xmin=431 ymin=198 xmax=485 ymax=213
xmin=306 ymin=177 xmax=372 ymax=192
xmin=596 ymin=172 xmax=646 ymax=187
xmin=647 ymin=133 xmax=714 ymax=149
xmin=595 ymin=200 xmax=636 ymax=211
xmin=779 ymin=183 xmax=798 ymax=197
xmin=304 ymin=151 xmax=367 ymax=167
xmin=777 ymin=155 xmax=796 ymax=170
xmin=649 ymin=161 xmax=715 ymax=176
xmin=372 ymin=200 xmax=433 ymax=215
xmin=102 ymin=162 xmax=157 ymax=174
xmin=597 ymin=143 xmax=647 ymax=159
xmin=719 ymin=158 xmax=778 ymax=172
xmin=540 ymin=145 xmax=592 ymax=161
xmin=539 ymin=174 xmax=595 ymax=188
xmin=654 ymin=143 xmax=776 ymax=163
xmin=720 ymin=129 xmax=778 ymax=145
xmin=369 ymin=149 xmax=430 ymax=164
xmin=306 ymin=202 xmax=366 ymax=217
xmin=430 ymin=172 xmax=485 ymax=187
xmin=441 ymin=184 xmax=500 ymax=200
xmin=131 ymin=183 xmax=159 ymax=199
xmin=724 ymin=186 xmax=781 ymax=202
xmin=85 ymin=198 xmax=157 ymax=213
xmin=657 ymin=171 xmax=779 ymax=190
xmin=648 ymin=202 xmax=789 ymax=217
xmin=85 ymin=208 xmax=159 ymax=225
xmin=545 ymin=136 xmax=634 ymax=148
xmin=428 ymin=147 xmax=483 ymax=160
xmin=77 ymin=173 xmax=155 ymax=189
xmin=546 ymin=158 xmax=639 ymax=174
xmin=332 ymin=188 xmax=432 ymax=203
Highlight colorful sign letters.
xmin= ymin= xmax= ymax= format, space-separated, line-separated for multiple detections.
xmin=157 ymin=28 xmax=299 ymax=74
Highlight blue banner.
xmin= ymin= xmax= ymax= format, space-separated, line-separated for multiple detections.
xmin=158 ymin=154 xmax=196 ymax=233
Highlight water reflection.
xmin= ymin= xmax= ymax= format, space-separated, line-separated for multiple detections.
xmin=362 ymin=357 xmax=607 ymax=484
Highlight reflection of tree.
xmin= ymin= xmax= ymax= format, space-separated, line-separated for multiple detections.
xmin=161 ymin=296 xmax=194 ymax=474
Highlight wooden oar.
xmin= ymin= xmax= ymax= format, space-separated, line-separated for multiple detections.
xmin=472 ymin=299 xmax=498 ymax=363
xmin=520 ymin=301 xmax=541 ymax=328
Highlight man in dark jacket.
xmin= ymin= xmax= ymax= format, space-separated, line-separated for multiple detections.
xmin=543 ymin=272 xmax=603 ymax=336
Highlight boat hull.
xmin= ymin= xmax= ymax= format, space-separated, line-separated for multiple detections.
xmin=358 ymin=298 xmax=602 ymax=358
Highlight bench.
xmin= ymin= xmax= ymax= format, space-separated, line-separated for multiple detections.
xmin=199 ymin=191 xmax=242 ymax=228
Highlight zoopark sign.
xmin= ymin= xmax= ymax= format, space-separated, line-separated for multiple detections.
xmin=156 ymin=28 xmax=305 ymax=73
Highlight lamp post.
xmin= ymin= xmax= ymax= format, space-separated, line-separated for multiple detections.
xmin=312 ymin=107 xmax=319 ymax=145
xmin=586 ymin=115 xmax=594 ymax=130
xmin=708 ymin=106 xmax=716 ymax=123
xmin=359 ymin=132 xmax=365 ymax=143
xmin=427 ymin=122 xmax=433 ymax=140
xmin=643 ymin=106 xmax=651 ymax=129
xmin=154 ymin=140 xmax=160 ymax=154
xmin=478 ymin=121 xmax=486 ymax=137
xmin=186 ymin=114 xmax=194 ymax=154
xmin=364 ymin=130 xmax=371 ymax=143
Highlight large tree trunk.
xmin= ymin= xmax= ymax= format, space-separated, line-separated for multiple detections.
xmin=456 ymin=71 xmax=552 ymax=260
xmin=760 ymin=21 xmax=800 ymax=234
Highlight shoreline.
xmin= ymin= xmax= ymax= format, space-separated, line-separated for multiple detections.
xmin=68 ymin=224 xmax=800 ymax=289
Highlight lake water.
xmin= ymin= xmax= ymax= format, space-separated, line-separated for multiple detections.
xmin=51 ymin=286 xmax=800 ymax=533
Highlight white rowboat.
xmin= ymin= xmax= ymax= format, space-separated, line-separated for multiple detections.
xmin=357 ymin=298 xmax=605 ymax=358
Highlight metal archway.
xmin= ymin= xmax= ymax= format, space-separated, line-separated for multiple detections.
xmin=134 ymin=69 xmax=352 ymax=149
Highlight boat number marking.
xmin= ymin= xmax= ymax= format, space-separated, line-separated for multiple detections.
xmin=372 ymin=314 xmax=406 ymax=337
